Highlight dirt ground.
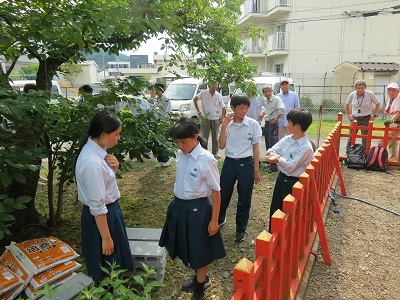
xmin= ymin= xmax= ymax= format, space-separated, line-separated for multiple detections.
xmin=304 ymin=166 xmax=400 ymax=300
xmin=5 ymin=149 xmax=400 ymax=299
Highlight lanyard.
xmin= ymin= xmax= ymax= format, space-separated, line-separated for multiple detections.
xmin=356 ymin=94 xmax=364 ymax=108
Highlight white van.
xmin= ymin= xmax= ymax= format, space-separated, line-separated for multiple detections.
xmin=9 ymin=80 xmax=62 ymax=95
xmin=164 ymin=78 xmax=231 ymax=119
xmin=253 ymin=75 xmax=295 ymax=95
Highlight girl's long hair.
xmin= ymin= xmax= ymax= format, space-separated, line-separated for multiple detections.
xmin=169 ymin=117 xmax=207 ymax=148
xmin=76 ymin=110 xmax=122 ymax=160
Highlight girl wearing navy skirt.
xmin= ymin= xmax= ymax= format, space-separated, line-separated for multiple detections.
xmin=159 ymin=117 xmax=226 ymax=300
xmin=75 ymin=110 xmax=133 ymax=282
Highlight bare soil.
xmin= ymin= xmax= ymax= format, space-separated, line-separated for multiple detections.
xmin=304 ymin=167 xmax=400 ymax=300
xmin=6 ymin=158 xmax=400 ymax=300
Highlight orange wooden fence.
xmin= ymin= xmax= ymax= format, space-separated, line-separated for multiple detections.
xmin=338 ymin=113 xmax=400 ymax=164
xmin=231 ymin=119 xmax=347 ymax=300
xmin=231 ymin=113 xmax=400 ymax=299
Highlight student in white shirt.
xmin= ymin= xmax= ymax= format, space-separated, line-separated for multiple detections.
xmin=265 ymin=108 xmax=314 ymax=231
xmin=159 ymin=117 xmax=225 ymax=300
xmin=75 ymin=110 xmax=133 ymax=282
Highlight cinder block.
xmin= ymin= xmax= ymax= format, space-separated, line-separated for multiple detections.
xmin=129 ymin=240 xmax=165 ymax=263
xmin=41 ymin=272 xmax=93 ymax=300
xmin=126 ymin=228 xmax=162 ymax=242
xmin=127 ymin=238 xmax=166 ymax=283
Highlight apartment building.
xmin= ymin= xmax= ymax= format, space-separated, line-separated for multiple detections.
xmin=239 ymin=0 xmax=400 ymax=88
xmin=107 ymin=53 xmax=190 ymax=84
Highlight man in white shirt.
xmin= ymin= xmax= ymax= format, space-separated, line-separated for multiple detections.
xmin=194 ymin=81 xmax=226 ymax=159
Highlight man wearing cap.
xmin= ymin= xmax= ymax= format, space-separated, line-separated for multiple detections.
xmin=262 ymin=84 xmax=285 ymax=171
xmin=345 ymin=79 xmax=380 ymax=152
xmin=277 ymin=79 xmax=300 ymax=140
xmin=383 ymin=82 xmax=400 ymax=161
xmin=194 ymin=81 xmax=226 ymax=159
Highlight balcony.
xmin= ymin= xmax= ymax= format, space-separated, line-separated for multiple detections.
xmin=238 ymin=0 xmax=291 ymax=28
xmin=241 ymin=40 xmax=268 ymax=58
xmin=266 ymin=32 xmax=289 ymax=56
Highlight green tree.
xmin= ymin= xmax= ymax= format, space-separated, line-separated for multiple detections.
xmin=60 ymin=61 xmax=83 ymax=88
xmin=20 ymin=63 xmax=39 ymax=79
xmin=0 ymin=0 xmax=265 ymax=236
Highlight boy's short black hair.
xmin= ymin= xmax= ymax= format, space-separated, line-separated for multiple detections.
xmin=154 ymin=82 xmax=165 ymax=92
xmin=79 ymin=84 xmax=93 ymax=94
xmin=230 ymin=94 xmax=250 ymax=108
xmin=287 ymin=108 xmax=313 ymax=132
xmin=23 ymin=83 xmax=37 ymax=93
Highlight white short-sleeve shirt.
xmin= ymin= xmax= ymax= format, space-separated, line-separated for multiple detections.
xmin=174 ymin=143 xmax=220 ymax=200
xmin=75 ymin=138 xmax=120 ymax=216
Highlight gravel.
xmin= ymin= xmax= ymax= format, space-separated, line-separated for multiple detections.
xmin=304 ymin=167 xmax=400 ymax=300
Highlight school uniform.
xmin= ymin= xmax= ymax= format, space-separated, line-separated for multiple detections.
xmin=159 ymin=143 xmax=226 ymax=269
xmin=219 ymin=116 xmax=262 ymax=232
xmin=266 ymin=134 xmax=314 ymax=226
xmin=76 ymin=138 xmax=133 ymax=282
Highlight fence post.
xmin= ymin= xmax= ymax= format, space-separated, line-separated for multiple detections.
xmin=256 ymin=230 xmax=275 ymax=300
xmin=282 ymin=194 xmax=297 ymax=299
xmin=270 ymin=209 xmax=287 ymax=300
xmin=232 ymin=258 xmax=255 ymax=299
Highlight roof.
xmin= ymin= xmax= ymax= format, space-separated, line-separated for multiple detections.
xmin=350 ymin=62 xmax=399 ymax=71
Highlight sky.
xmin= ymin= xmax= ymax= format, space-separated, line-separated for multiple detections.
xmin=120 ymin=37 xmax=164 ymax=62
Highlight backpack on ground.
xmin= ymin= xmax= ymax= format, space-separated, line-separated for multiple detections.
xmin=366 ymin=145 xmax=388 ymax=171
xmin=346 ymin=144 xmax=366 ymax=169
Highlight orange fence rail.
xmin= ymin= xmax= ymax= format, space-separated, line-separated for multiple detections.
xmin=231 ymin=113 xmax=400 ymax=299
xmin=231 ymin=119 xmax=347 ymax=300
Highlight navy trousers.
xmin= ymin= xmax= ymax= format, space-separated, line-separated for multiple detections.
xmin=219 ymin=157 xmax=254 ymax=232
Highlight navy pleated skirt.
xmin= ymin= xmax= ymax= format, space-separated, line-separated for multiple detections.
xmin=81 ymin=200 xmax=133 ymax=282
xmin=159 ymin=197 xmax=226 ymax=269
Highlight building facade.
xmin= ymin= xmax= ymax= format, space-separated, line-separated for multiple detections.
xmin=239 ymin=0 xmax=400 ymax=90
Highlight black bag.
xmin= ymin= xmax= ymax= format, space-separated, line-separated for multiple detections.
xmin=346 ymin=144 xmax=366 ymax=169
xmin=366 ymin=145 xmax=388 ymax=171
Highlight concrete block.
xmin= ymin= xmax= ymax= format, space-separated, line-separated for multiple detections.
xmin=126 ymin=228 xmax=162 ymax=241
xmin=41 ymin=272 xmax=93 ymax=300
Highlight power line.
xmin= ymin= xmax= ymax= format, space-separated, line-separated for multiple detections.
xmin=292 ymin=0 xmax=400 ymax=14
xmin=255 ymin=5 xmax=400 ymax=26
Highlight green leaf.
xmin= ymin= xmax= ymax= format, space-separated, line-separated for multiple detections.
xmin=103 ymin=25 xmax=115 ymax=39
xmin=0 ymin=173 xmax=12 ymax=188
xmin=16 ymin=196 xmax=32 ymax=204
xmin=12 ymin=172 xmax=26 ymax=183
xmin=3 ymin=198 xmax=14 ymax=205
xmin=0 ymin=213 xmax=16 ymax=222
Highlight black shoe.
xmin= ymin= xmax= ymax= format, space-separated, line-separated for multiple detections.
xmin=182 ymin=275 xmax=211 ymax=292
xmin=267 ymin=167 xmax=278 ymax=173
xmin=235 ymin=231 xmax=247 ymax=242
xmin=191 ymin=289 xmax=205 ymax=300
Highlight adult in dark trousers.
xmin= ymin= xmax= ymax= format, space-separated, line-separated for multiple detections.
xmin=277 ymin=79 xmax=300 ymax=140
xmin=154 ymin=82 xmax=172 ymax=167
xmin=193 ymin=81 xmax=226 ymax=159
xmin=345 ymin=79 xmax=380 ymax=152
xmin=262 ymin=84 xmax=285 ymax=172
xmin=218 ymin=94 xmax=262 ymax=242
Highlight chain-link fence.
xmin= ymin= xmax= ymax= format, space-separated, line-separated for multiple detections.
xmin=290 ymin=73 xmax=393 ymax=121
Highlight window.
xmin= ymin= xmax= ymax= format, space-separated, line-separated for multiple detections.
xmin=275 ymin=64 xmax=284 ymax=74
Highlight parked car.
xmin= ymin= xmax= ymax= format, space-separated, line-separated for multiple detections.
xmin=9 ymin=80 xmax=62 ymax=95
xmin=164 ymin=78 xmax=230 ymax=119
